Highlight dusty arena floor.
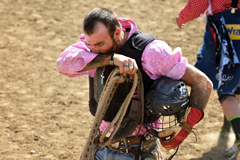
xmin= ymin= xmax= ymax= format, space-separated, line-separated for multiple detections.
xmin=0 ymin=0 xmax=239 ymax=159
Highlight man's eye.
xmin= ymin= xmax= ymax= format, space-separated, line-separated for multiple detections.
xmin=98 ymin=43 xmax=103 ymax=46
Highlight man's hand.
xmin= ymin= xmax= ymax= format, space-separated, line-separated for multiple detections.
xmin=153 ymin=107 xmax=204 ymax=150
xmin=160 ymin=107 xmax=203 ymax=150
xmin=176 ymin=17 xmax=184 ymax=29
xmin=113 ymin=53 xmax=138 ymax=78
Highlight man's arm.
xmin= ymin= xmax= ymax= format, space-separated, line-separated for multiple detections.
xmin=158 ymin=64 xmax=212 ymax=150
xmin=177 ymin=0 xmax=209 ymax=26
xmin=80 ymin=53 xmax=138 ymax=77
xmin=56 ymin=42 xmax=100 ymax=78
xmin=180 ymin=64 xmax=213 ymax=111
xmin=57 ymin=44 xmax=137 ymax=77
xmin=79 ymin=54 xmax=111 ymax=72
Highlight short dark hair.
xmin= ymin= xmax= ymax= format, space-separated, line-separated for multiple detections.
xmin=83 ymin=8 xmax=121 ymax=37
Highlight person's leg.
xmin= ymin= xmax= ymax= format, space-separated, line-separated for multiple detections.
xmin=221 ymin=96 xmax=240 ymax=125
xmin=221 ymin=96 xmax=240 ymax=159
xmin=92 ymin=145 xmax=134 ymax=160
xmin=236 ymin=95 xmax=240 ymax=104
xmin=220 ymin=97 xmax=240 ymax=137
xmin=92 ymin=136 xmax=163 ymax=160
xmin=235 ymin=85 xmax=240 ymax=103
xmin=220 ymin=114 xmax=231 ymax=137
xmin=220 ymin=86 xmax=240 ymax=137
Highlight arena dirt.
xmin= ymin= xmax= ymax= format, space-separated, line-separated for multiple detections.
xmin=0 ymin=0 xmax=239 ymax=159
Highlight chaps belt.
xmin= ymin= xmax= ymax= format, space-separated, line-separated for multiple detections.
xmin=119 ymin=135 xmax=144 ymax=146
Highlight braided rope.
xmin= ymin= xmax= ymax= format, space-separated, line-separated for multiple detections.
xmin=80 ymin=67 xmax=139 ymax=160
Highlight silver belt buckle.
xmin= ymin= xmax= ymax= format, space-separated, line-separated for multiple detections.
xmin=110 ymin=141 xmax=119 ymax=148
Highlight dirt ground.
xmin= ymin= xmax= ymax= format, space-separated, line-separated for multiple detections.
xmin=1 ymin=0 xmax=239 ymax=160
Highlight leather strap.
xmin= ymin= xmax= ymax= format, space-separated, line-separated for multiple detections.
xmin=118 ymin=135 xmax=144 ymax=146
xmin=120 ymin=148 xmax=138 ymax=155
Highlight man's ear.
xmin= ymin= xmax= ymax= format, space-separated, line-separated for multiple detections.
xmin=114 ymin=27 xmax=121 ymax=40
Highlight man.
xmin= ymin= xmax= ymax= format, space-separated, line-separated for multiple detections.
xmin=176 ymin=1 xmax=240 ymax=159
xmin=57 ymin=7 xmax=212 ymax=160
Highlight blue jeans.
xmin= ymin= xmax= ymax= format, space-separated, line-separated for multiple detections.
xmin=195 ymin=10 xmax=240 ymax=94
xmin=91 ymin=137 xmax=163 ymax=160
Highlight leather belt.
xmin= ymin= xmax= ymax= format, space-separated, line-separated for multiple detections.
xmin=113 ymin=133 xmax=154 ymax=147
xmin=110 ymin=136 xmax=144 ymax=154
xmin=107 ymin=134 xmax=155 ymax=154
xmin=118 ymin=135 xmax=144 ymax=146
xmin=120 ymin=148 xmax=138 ymax=154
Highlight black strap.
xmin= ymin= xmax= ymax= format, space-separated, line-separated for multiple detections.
xmin=167 ymin=147 xmax=179 ymax=160
xmin=231 ymin=0 xmax=238 ymax=8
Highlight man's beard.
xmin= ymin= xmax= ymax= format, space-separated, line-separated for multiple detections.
xmin=99 ymin=37 xmax=119 ymax=54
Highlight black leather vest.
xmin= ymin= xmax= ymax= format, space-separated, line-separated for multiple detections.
xmin=89 ymin=31 xmax=159 ymax=122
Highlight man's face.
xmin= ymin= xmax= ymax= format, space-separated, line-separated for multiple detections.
xmin=84 ymin=23 xmax=118 ymax=54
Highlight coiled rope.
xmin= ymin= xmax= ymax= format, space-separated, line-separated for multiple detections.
xmin=80 ymin=67 xmax=141 ymax=160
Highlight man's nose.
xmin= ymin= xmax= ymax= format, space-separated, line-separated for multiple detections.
xmin=90 ymin=46 xmax=99 ymax=53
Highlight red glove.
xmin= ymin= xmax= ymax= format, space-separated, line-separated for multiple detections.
xmin=158 ymin=107 xmax=204 ymax=150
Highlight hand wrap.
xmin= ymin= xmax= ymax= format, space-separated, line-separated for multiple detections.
xmin=157 ymin=107 xmax=204 ymax=150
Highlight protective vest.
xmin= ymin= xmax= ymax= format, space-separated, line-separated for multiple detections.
xmin=88 ymin=31 xmax=159 ymax=122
